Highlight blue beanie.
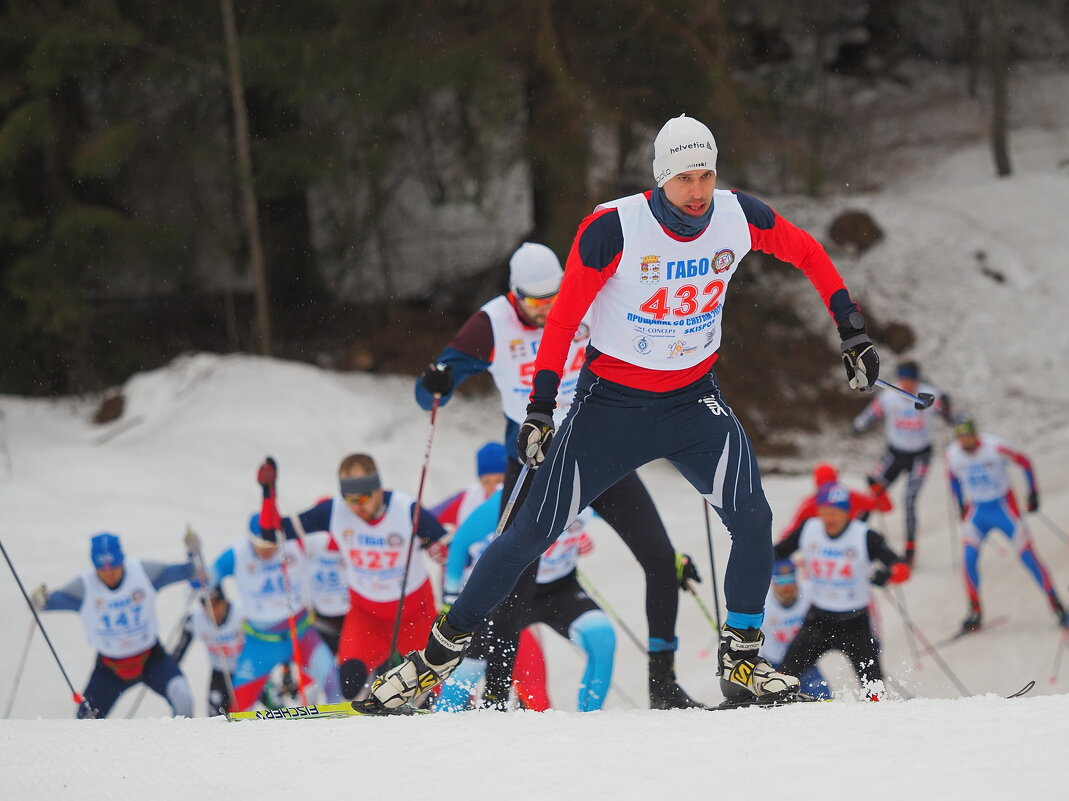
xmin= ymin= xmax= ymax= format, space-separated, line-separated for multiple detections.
xmin=476 ymin=442 xmax=507 ymax=477
xmin=90 ymin=532 xmax=124 ymax=569
xmin=771 ymin=559 xmax=797 ymax=585
xmin=896 ymin=361 xmax=920 ymax=380
xmin=815 ymin=482 xmax=852 ymax=512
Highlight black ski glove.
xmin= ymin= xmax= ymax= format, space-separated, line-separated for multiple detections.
xmin=518 ymin=399 xmax=555 ymax=468
xmin=838 ymin=311 xmax=880 ymax=391
xmin=676 ymin=553 xmax=701 ymax=588
xmin=870 ymin=566 xmax=891 ymax=587
xmin=1027 ymin=491 xmax=1039 ymax=513
xmin=421 ymin=363 xmax=454 ymax=397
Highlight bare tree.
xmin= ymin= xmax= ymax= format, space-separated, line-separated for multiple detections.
xmin=988 ymin=0 xmax=1012 ymax=176
xmin=220 ymin=0 xmax=272 ymax=354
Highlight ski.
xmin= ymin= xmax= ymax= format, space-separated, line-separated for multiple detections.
xmin=227 ymin=701 xmax=431 ymax=721
xmin=713 ymin=691 xmax=825 ymax=711
xmin=934 ymin=614 xmax=1011 ymax=648
xmin=1006 ymin=680 xmax=1035 ymax=699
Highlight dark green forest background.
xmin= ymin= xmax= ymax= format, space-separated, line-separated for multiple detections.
xmin=2 ymin=0 xmax=1066 ymax=414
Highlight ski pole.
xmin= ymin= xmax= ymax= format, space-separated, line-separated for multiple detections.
xmin=262 ymin=459 xmax=310 ymax=707
xmin=1048 ymin=627 xmax=1069 ymax=684
xmin=1034 ymin=512 xmax=1069 ymax=545
xmin=127 ymin=585 xmax=197 ymax=718
xmin=696 ymin=633 xmax=719 ymax=659
xmin=880 ymin=586 xmax=971 ymax=696
xmin=891 ymin=583 xmax=923 ymax=669
xmin=184 ymin=528 xmax=237 ymax=712
xmin=576 ymin=569 xmax=647 ymax=657
xmin=683 ymin=582 xmax=720 ymax=633
xmin=0 ymin=538 xmax=96 ymax=717
xmin=874 ymin=379 xmax=934 ymax=410
xmin=701 ymin=502 xmax=723 ymax=632
xmin=277 ymin=555 xmax=309 ymax=707
xmin=883 ymin=673 xmax=916 ymax=700
xmin=938 ymin=430 xmax=962 ymax=569
xmin=388 ymin=395 xmax=441 ymax=661
xmin=496 ymin=462 xmax=532 ymax=538
xmin=3 ymin=617 xmax=35 ymax=718
xmin=872 ymin=508 xmax=922 ymax=668
xmin=497 ymin=462 xmax=529 ymax=535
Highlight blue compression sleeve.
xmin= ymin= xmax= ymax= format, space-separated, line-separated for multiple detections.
xmin=570 ymin=610 xmax=616 ymax=712
xmin=444 ymin=490 xmax=503 ymax=598
xmin=210 ymin=548 xmax=237 ymax=587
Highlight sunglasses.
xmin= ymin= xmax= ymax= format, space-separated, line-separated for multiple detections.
xmin=518 ymin=292 xmax=558 ymax=311
xmin=344 ymin=493 xmax=375 ymax=505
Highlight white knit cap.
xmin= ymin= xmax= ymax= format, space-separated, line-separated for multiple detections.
xmin=508 ymin=243 xmax=562 ymax=298
xmin=652 ymin=114 xmax=718 ymax=187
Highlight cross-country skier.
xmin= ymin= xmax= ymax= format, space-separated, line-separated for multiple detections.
xmin=369 ymin=113 xmax=882 ymax=712
xmin=852 ymin=360 xmax=953 ymax=565
xmin=437 ymin=491 xmax=614 ymax=711
xmin=304 ymin=526 xmax=350 ymax=655
xmin=432 ymin=441 xmax=553 ymax=710
xmin=33 ymin=532 xmax=196 ymax=718
xmin=415 ymin=241 xmax=703 ymax=709
xmin=173 ymin=587 xmax=244 ymax=715
xmin=774 ymin=483 xmax=909 ymax=697
xmin=760 ymin=559 xmax=831 ymax=699
xmin=208 ymin=514 xmax=341 ymax=710
xmin=425 ymin=442 xmax=508 ymax=570
xmin=432 ymin=442 xmax=508 ymax=531
xmin=777 ymin=462 xmax=892 ymax=540
xmin=275 ymin=453 xmax=449 ymax=700
xmin=945 ymin=416 xmax=1069 ymax=634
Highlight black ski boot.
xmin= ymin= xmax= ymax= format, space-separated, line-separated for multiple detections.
xmin=1047 ymin=595 xmax=1069 ymax=628
xmin=718 ymin=625 xmax=799 ymax=703
xmin=649 ymin=651 xmax=708 ymax=709
xmin=960 ymin=609 xmax=982 ymax=635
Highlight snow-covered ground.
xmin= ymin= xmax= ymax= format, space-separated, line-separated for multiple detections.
xmin=4 ymin=108 xmax=1069 ymax=798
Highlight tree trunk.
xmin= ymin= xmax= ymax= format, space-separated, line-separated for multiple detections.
xmin=988 ymin=0 xmax=1012 ymax=176
xmin=525 ymin=0 xmax=591 ymax=257
xmin=220 ymin=0 xmax=272 ymax=354
xmin=959 ymin=0 xmax=982 ymax=98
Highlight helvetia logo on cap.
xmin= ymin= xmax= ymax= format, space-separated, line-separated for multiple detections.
xmin=669 ymin=140 xmax=713 ymax=154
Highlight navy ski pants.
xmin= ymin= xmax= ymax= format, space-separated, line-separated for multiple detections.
xmin=80 ymin=642 xmax=188 ymax=719
xmin=479 ymin=461 xmax=678 ymax=701
xmin=449 ymin=367 xmax=774 ymax=633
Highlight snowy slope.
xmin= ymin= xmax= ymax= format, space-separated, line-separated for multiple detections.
xmin=3 ymin=695 xmax=1067 ymax=801
xmin=5 ymin=107 xmax=1069 ymax=798
xmin=3 ymin=353 xmax=1069 ymax=800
